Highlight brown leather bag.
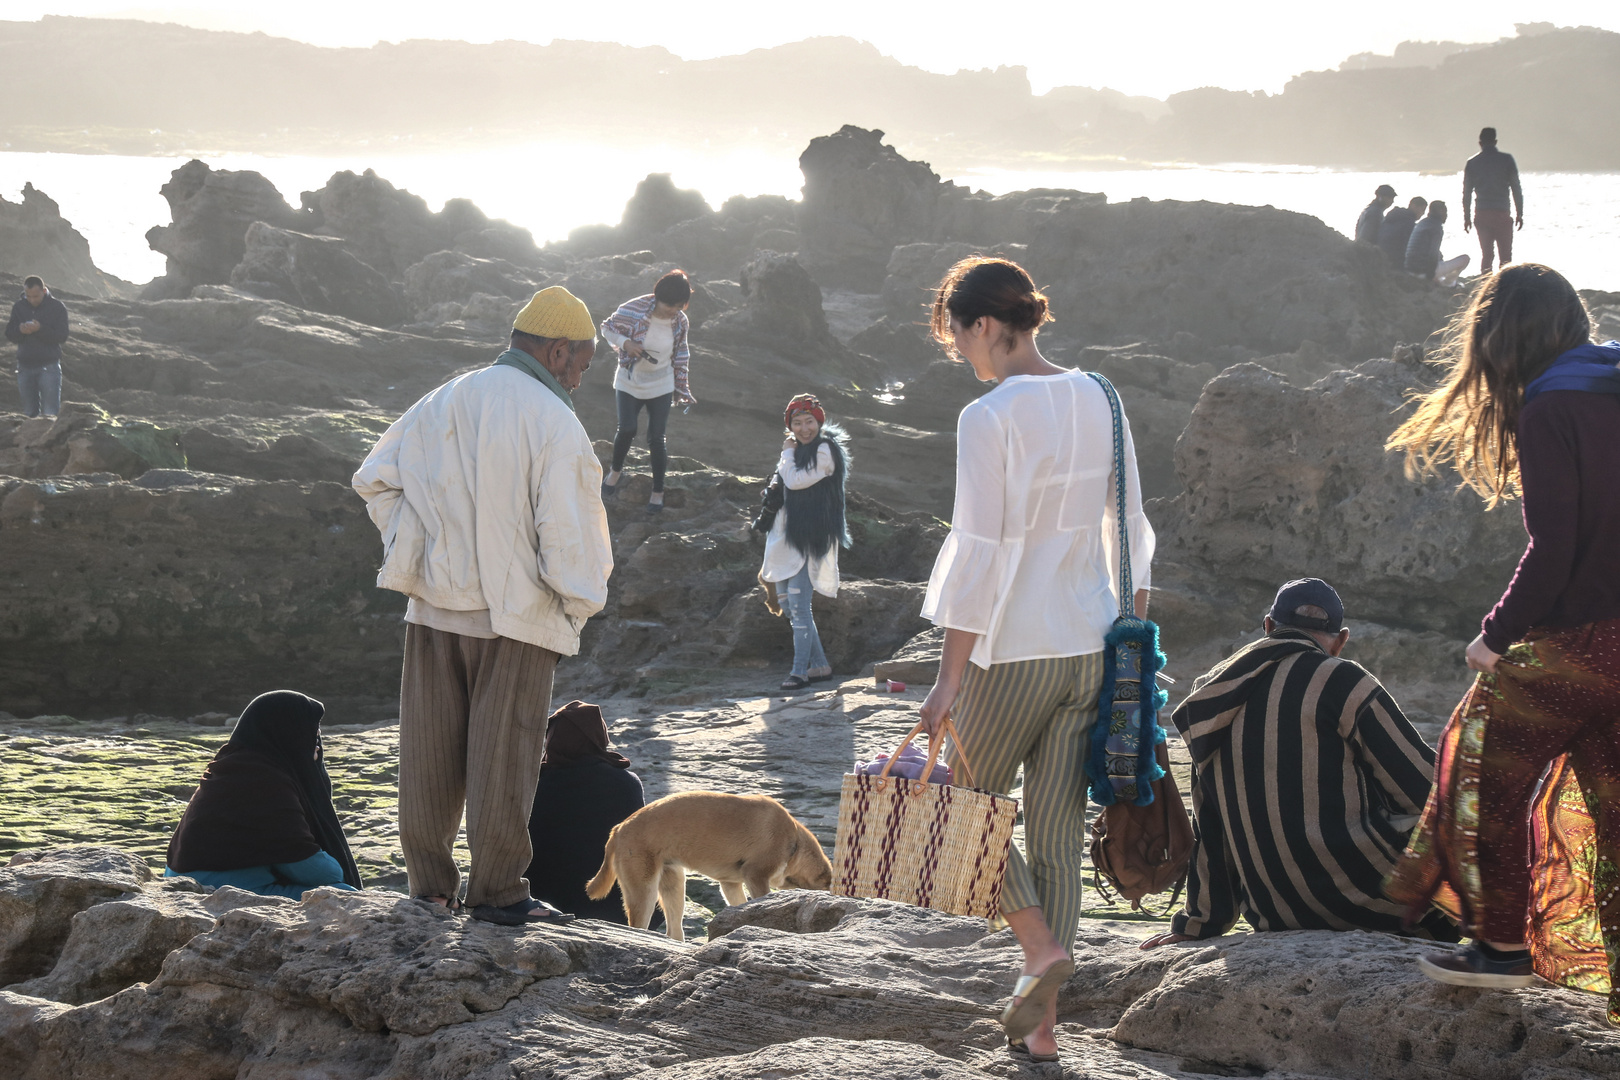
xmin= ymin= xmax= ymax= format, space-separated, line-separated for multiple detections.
xmin=1088 ymin=743 xmax=1194 ymax=910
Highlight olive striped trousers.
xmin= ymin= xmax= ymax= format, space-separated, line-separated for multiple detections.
xmin=946 ymin=652 xmax=1103 ymax=950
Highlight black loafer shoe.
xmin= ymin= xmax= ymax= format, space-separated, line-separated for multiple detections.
xmin=471 ymin=897 xmax=577 ymax=926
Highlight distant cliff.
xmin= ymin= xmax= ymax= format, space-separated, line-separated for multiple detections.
xmin=0 ymin=17 xmax=1614 ymax=171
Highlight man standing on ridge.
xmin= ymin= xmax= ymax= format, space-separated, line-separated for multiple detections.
xmin=353 ymin=286 xmax=613 ymax=927
xmin=1355 ymin=184 xmax=1396 ymax=246
xmin=1463 ymin=127 xmax=1524 ymax=276
xmin=5 ymin=275 xmax=69 ymax=419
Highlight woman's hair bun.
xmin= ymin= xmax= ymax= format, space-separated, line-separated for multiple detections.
xmin=928 ymin=256 xmax=1053 ymax=348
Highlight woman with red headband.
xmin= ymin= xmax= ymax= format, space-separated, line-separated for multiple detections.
xmin=758 ymin=394 xmax=851 ymax=691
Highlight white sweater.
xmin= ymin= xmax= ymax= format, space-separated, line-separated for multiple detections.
xmin=352 ymin=364 xmax=612 ymax=657
xmin=922 ymin=369 xmax=1155 ymax=668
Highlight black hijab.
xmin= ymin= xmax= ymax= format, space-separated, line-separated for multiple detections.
xmin=541 ymin=700 xmax=630 ymax=772
xmin=167 ymin=690 xmax=362 ymax=888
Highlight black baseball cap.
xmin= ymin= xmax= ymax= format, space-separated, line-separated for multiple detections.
xmin=1267 ymin=578 xmax=1345 ymax=633
xmin=1375 ymin=183 xmax=1396 ymax=198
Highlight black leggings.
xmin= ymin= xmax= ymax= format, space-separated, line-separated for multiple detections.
xmin=611 ymin=390 xmax=673 ymax=492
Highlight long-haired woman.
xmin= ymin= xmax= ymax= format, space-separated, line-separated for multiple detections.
xmin=758 ymin=393 xmax=851 ymax=691
xmin=917 ymin=257 xmax=1154 ymax=1062
xmin=1385 ymin=263 xmax=1620 ymax=1023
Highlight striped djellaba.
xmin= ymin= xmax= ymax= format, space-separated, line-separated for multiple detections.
xmin=1168 ymin=628 xmax=1459 ymax=941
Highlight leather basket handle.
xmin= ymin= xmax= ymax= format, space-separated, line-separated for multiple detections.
xmin=877 ymin=717 xmax=981 ymax=793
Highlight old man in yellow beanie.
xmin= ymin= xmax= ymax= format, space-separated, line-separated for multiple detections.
xmin=353 ymin=286 xmax=612 ymax=926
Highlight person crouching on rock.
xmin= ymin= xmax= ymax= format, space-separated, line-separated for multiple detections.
xmin=523 ymin=699 xmax=660 ymax=929
xmin=164 ymin=691 xmax=362 ymax=899
xmin=1139 ymin=578 xmax=1460 ymax=952
xmin=759 ymin=393 xmax=850 ymax=692
xmin=1385 ymin=264 xmax=1620 ymax=1020
xmin=599 ymin=269 xmax=695 ymax=513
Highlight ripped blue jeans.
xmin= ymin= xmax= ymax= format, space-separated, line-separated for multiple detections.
xmin=780 ymin=563 xmax=829 ymax=678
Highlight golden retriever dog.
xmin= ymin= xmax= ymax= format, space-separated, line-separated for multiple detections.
xmin=585 ymin=791 xmax=833 ymax=940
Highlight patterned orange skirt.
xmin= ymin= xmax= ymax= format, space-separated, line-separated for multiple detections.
xmin=1385 ymin=618 xmax=1620 ymax=1026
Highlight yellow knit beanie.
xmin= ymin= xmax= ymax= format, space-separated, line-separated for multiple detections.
xmin=512 ymin=286 xmax=596 ymax=342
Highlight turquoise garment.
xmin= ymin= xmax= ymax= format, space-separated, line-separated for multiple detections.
xmin=164 ymin=850 xmax=356 ymax=899
xmin=493 ymin=348 xmax=574 ymax=410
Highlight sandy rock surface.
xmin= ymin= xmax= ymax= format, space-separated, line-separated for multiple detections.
xmin=2 ymin=852 xmax=1616 ymax=1079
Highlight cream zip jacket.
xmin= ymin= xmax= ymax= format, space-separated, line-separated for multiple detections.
xmin=353 ymin=363 xmax=612 ymax=657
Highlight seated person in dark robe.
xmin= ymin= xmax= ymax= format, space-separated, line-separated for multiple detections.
xmin=526 ymin=700 xmax=660 ymax=927
xmin=165 ymin=690 xmax=363 ymax=898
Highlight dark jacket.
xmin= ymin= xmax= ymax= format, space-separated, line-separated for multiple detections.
xmin=1463 ymin=147 xmax=1523 ymax=216
xmin=1354 ymin=200 xmax=1386 ymax=245
xmin=526 ymin=759 xmax=661 ymax=927
xmin=1481 ymin=357 xmax=1620 ymax=652
xmin=167 ymin=690 xmax=362 ymax=889
xmin=5 ymin=292 xmax=70 ymax=368
xmin=1404 ymin=217 xmax=1444 ymax=277
xmin=1377 ymin=207 xmax=1419 ymax=269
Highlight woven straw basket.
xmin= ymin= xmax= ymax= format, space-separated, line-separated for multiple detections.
xmin=832 ymin=718 xmax=1017 ymax=918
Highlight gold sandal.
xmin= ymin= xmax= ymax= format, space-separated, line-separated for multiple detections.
xmin=1000 ymin=956 xmax=1075 ymax=1041
xmin=1007 ymin=1037 xmax=1060 ymax=1063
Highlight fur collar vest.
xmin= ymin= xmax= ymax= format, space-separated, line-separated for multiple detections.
xmin=784 ymin=425 xmax=851 ymax=559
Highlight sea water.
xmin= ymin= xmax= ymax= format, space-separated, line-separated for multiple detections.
xmin=1 ymin=146 xmax=1615 ymax=292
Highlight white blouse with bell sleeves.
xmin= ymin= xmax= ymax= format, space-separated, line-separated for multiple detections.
xmin=921 ymin=369 xmax=1155 ymax=669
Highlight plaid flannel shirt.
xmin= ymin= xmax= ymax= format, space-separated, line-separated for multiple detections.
xmin=599 ymin=293 xmax=691 ymax=401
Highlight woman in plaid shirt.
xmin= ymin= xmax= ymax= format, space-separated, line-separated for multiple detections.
xmin=598 ymin=270 xmax=694 ymax=513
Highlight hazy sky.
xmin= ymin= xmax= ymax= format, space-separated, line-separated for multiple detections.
xmin=31 ymin=2 xmax=1620 ymax=98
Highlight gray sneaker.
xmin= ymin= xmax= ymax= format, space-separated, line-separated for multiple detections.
xmin=1418 ymin=943 xmax=1536 ymax=988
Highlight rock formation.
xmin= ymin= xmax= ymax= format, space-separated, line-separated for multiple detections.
xmin=141 ymin=160 xmax=305 ymax=299
xmin=1151 ymin=356 xmax=1527 ymax=644
xmin=0 ymin=124 xmax=1504 ymax=724
xmin=3 ymin=847 xmax=1617 ymax=1079
xmin=0 ymin=184 xmax=131 ymax=299
xmin=228 ymin=222 xmax=406 ymax=327
xmin=299 ymin=169 xmax=548 ymax=278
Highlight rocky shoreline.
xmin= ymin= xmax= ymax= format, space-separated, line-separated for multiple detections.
xmin=3 ymin=846 xmax=1617 ymax=1079
xmin=5 ymin=125 xmax=1620 ymax=1075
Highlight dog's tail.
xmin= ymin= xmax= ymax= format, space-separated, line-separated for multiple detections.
xmin=585 ymin=825 xmax=621 ymax=900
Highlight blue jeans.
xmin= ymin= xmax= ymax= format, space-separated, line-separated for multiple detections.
xmin=17 ymin=361 xmax=61 ymax=418
xmin=781 ymin=564 xmax=829 ymax=677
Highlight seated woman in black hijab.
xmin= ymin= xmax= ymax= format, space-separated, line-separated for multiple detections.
xmin=526 ymin=700 xmax=659 ymax=927
xmin=165 ymin=690 xmax=362 ymax=898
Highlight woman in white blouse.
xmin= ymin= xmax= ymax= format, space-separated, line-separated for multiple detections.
xmin=916 ymin=258 xmax=1154 ymax=1064
xmin=759 ymin=394 xmax=851 ymax=691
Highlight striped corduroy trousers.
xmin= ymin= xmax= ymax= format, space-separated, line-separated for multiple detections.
xmin=399 ymin=623 xmax=558 ymax=908
xmin=946 ymin=652 xmax=1103 ymax=951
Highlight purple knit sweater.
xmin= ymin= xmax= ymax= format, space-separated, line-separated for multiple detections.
xmin=1481 ymin=390 xmax=1620 ymax=652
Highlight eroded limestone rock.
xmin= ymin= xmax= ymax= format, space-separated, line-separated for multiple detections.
xmin=229 ymin=222 xmax=406 ymax=327
xmin=4 ymin=875 xmax=1614 ymax=1080
xmin=0 ymin=847 xmax=149 ymax=986
xmin=0 ymin=184 xmax=130 ymax=299
xmin=142 ymin=161 xmax=304 ymax=299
